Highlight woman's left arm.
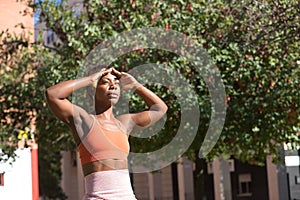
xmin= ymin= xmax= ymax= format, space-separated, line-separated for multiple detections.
xmin=117 ymin=71 xmax=168 ymax=132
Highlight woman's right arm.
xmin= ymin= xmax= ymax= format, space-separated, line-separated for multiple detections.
xmin=45 ymin=77 xmax=93 ymax=124
xmin=45 ymin=68 xmax=108 ymax=125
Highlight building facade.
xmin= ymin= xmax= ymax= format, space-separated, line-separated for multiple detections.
xmin=60 ymin=151 xmax=300 ymax=200
xmin=60 ymin=152 xmax=195 ymax=200
xmin=0 ymin=0 xmax=34 ymax=42
xmin=0 ymin=148 xmax=33 ymax=199
xmin=283 ymin=148 xmax=300 ymax=199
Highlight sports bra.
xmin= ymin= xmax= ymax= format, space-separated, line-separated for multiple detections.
xmin=77 ymin=115 xmax=130 ymax=165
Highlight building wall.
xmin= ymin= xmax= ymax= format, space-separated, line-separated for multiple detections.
xmin=0 ymin=148 xmax=33 ymax=199
xmin=0 ymin=0 xmax=34 ymax=40
xmin=177 ymin=157 xmax=195 ymax=200
xmin=277 ymin=163 xmax=290 ymax=200
xmin=231 ymin=159 xmax=269 ymax=200
xmin=0 ymin=1 xmax=34 ymax=198
xmin=60 ymin=152 xmax=195 ymax=200
xmin=60 ymin=151 xmax=85 ymax=199
xmin=132 ymin=159 xmax=195 ymax=200
xmin=285 ymin=150 xmax=300 ymax=199
xmin=129 ymin=165 xmax=175 ymax=200
xmin=61 ymin=151 xmax=81 ymax=200
xmin=207 ymin=157 xmax=278 ymax=200
xmin=132 ymin=173 xmax=150 ymax=200
xmin=59 ymin=149 xmax=300 ymax=200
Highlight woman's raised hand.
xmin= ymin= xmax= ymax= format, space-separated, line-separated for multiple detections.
xmin=89 ymin=67 xmax=141 ymax=90
xmin=119 ymin=72 xmax=141 ymax=91
xmin=111 ymin=68 xmax=123 ymax=79
xmin=89 ymin=68 xmax=112 ymax=88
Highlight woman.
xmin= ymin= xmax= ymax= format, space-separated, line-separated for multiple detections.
xmin=45 ymin=67 xmax=168 ymax=199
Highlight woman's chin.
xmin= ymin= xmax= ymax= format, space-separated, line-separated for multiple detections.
xmin=110 ymin=99 xmax=119 ymax=105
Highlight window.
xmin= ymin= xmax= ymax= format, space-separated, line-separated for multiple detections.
xmin=72 ymin=5 xmax=81 ymax=18
xmin=237 ymin=173 xmax=252 ymax=197
xmin=0 ymin=173 xmax=4 ymax=186
xmin=46 ymin=30 xmax=56 ymax=44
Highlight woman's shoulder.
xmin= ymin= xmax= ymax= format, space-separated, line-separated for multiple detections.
xmin=71 ymin=112 xmax=95 ymax=138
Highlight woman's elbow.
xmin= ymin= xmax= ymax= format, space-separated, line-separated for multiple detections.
xmin=155 ymin=103 xmax=168 ymax=115
xmin=149 ymin=103 xmax=168 ymax=117
xmin=45 ymin=87 xmax=57 ymax=102
xmin=161 ymin=104 xmax=168 ymax=114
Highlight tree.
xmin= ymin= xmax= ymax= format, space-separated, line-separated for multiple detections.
xmin=0 ymin=26 xmax=68 ymax=198
xmin=1 ymin=0 xmax=299 ymax=199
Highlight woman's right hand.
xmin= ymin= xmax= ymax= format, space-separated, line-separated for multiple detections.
xmin=89 ymin=67 xmax=112 ymax=88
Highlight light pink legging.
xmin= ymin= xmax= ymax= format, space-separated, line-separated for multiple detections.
xmin=83 ymin=169 xmax=137 ymax=200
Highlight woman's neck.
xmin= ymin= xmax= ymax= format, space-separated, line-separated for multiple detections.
xmin=94 ymin=106 xmax=114 ymax=120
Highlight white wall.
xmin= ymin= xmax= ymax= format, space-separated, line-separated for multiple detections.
xmin=0 ymin=148 xmax=32 ymax=200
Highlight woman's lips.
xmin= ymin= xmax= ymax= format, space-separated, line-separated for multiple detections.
xmin=107 ymin=93 xmax=118 ymax=98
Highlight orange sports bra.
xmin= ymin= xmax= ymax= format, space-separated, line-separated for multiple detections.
xmin=77 ymin=116 xmax=130 ymax=165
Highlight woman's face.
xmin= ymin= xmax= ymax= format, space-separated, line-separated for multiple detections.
xmin=95 ymin=73 xmax=121 ymax=105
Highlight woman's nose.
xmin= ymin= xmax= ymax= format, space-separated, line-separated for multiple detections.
xmin=109 ymin=82 xmax=117 ymax=89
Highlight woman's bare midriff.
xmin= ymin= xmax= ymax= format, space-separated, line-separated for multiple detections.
xmin=82 ymin=159 xmax=128 ymax=176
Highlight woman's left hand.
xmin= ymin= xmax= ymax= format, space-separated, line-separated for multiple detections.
xmin=120 ymin=72 xmax=141 ymax=91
